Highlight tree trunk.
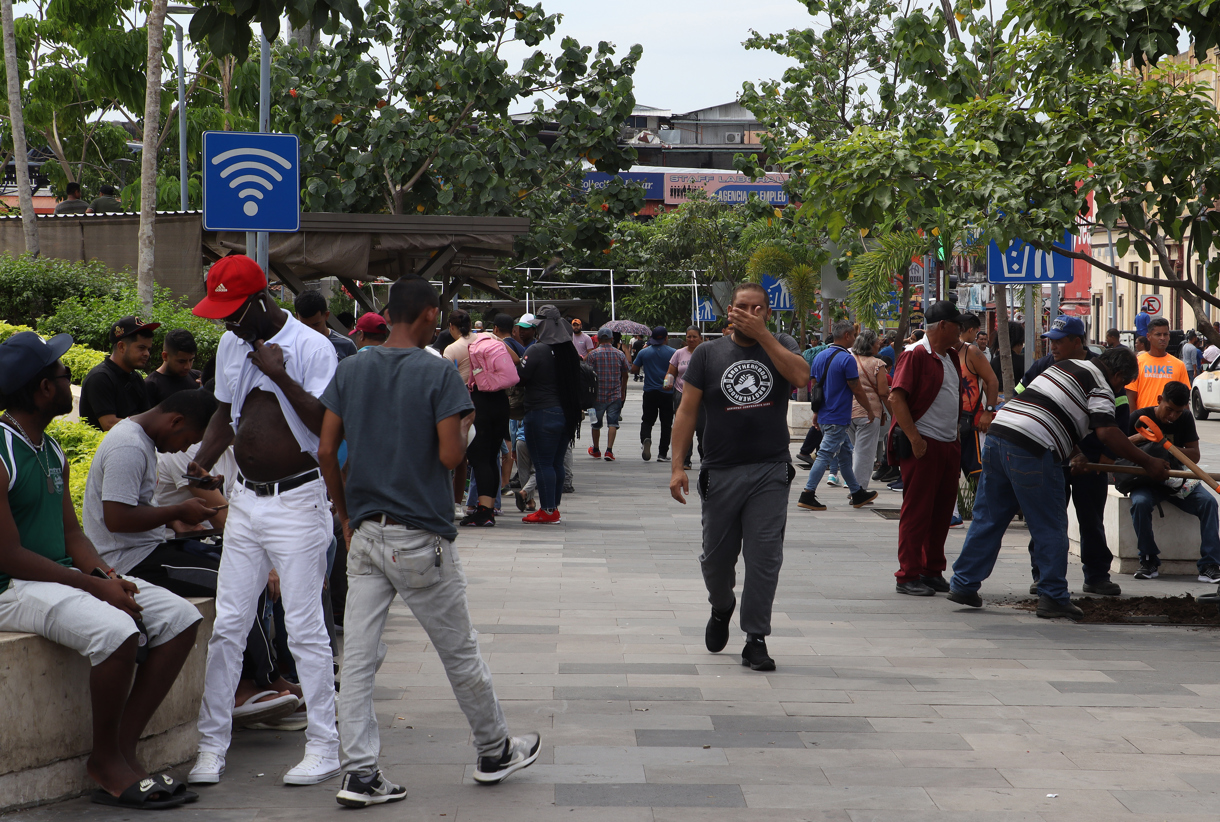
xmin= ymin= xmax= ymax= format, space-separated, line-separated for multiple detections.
xmin=286 ymin=21 xmax=320 ymax=52
xmin=137 ymin=0 xmax=169 ymax=311
xmin=897 ymin=269 xmax=911 ymax=342
xmin=995 ymin=285 xmax=1015 ymax=397
xmin=2 ymin=0 xmax=38 ymax=257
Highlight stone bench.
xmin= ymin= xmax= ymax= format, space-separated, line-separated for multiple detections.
xmin=1068 ymin=486 xmax=1216 ymax=576
xmin=0 ymin=597 xmax=214 ymax=812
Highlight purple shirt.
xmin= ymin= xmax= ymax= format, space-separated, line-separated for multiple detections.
xmin=670 ymin=347 xmax=695 ymax=393
xmin=572 ymin=332 xmax=596 ymax=359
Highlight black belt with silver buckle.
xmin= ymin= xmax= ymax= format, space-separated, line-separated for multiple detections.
xmin=238 ymin=469 xmax=320 ymax=497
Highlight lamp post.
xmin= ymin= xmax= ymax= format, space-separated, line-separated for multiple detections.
xmin=166 ymin=6 xmax=193 ymax=212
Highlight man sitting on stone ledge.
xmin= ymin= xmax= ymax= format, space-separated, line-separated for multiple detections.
xmin=1127 ymin=381 xmax=1220 ymax=583
xmin=0 ymin=331 xmax=202 ymax=810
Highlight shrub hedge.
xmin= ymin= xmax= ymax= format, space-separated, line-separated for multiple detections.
xmin=0 ymin=254 xmax=125 ymax=324
xmin=39 ymin=283 xmax=224 ymax=366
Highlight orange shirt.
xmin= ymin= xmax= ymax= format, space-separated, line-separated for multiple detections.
xmin=1125 ymin=351 xmax=1190 ymax=411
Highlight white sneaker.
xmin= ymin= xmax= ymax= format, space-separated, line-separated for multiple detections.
xmin=473 ymin=732 xmax=541 ymax=784
xmin=188 ymin=751 xmax=225 ymax=784
xmin=284 ymin=753 xmax=341 ymax=786
xmin=454 ymin=503 xmax=465 ymax=520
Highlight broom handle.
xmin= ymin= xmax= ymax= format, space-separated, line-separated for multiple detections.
xmin=1081 ymin=463 xmax=1219 ymax=481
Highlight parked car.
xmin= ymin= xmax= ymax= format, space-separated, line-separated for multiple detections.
xmin=1191 ymin=357 xmax=1220 ymax=419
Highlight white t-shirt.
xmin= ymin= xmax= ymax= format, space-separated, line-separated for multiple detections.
xmin=83 ymin=419 xmax=170 ymax=574
xmin=213 ymin=311 xmax=338 ymax=459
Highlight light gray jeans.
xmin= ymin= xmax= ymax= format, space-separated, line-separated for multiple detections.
xmin=847 ymin=416 xmax=882 ymax=491
xmin=338 ymin=520 xmax=509 ymax=776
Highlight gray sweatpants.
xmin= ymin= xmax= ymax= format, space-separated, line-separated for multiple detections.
xmin=697 ymin=462 xmax=794 ymax=637
xmin=338 ymin=520 xmax=509 ymax=776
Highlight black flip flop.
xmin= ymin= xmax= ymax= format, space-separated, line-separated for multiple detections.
xmin=157 ymin=773 xmax=199 ymax=803
xmin=90 ymin=777 xmax=186 ymax=810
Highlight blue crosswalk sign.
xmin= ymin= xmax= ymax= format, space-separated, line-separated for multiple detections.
xmin=761 ymin=275 xmax=795 ymax=310
xmin=202 ymin=132 xmax=300 ymax=232
xmin=987 ymin=231 xmax=1074 ymax=284
xmin=694 ymin=298 xmax=717 ymax=322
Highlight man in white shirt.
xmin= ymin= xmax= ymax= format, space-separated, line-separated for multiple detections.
xmin=184 ymin=255 xmax=342 ymax=787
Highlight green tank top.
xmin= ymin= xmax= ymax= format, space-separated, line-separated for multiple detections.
xmin=0 ymin=422 xmax=70 ymax=592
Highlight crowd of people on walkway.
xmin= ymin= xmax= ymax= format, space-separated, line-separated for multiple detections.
xmin=3 ymin=255 xmax=1220 ymax=810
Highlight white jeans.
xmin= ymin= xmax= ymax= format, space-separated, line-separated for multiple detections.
xmin=196 ymin=477 xmax=339 ymax=758
xmin=847 ymin=417 xmax=882 ymax=491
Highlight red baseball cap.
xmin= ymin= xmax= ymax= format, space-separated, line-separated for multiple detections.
xmin=349 ymin=311 xmax=389 ymax=336
xmin=193 ymin=255 xmax=268 ymax=319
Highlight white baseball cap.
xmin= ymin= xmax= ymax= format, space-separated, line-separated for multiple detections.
xmin=516 ymin=313 xmax=539 ymax=327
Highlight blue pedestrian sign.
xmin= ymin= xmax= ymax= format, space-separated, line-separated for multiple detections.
xmin=761 ymin=275 xmax=795 ymax=310
xmin=202 ymin=131 xmax=300 ymax=233
xmin=694 ymin=298 xmax=717 ymax=323
xmin=987 ymin=231 xmax=1075 ymax=284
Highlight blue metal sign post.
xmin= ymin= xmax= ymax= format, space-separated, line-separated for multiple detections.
xmin=987 ymin=231 xmax=1075 ymax=284
xmin=202 ymin=131 xmax=301 ymax=233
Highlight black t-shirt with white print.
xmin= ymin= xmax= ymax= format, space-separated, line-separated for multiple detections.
xmin=682 ymin=332 xmax=800 ymax=468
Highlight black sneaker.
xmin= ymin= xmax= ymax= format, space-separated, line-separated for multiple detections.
xmin=741 ymin=636 xmax=775 ymax=671
xmin=797 ymin=452 xmax=814 ymax=468
xmin=895 ymin=580 xmax=935 ymax=596
xmin=871 ymin=465 xmax=886 ymax=481
xmin=658 ymin=455 xmax=671 ymax=463
xmin=1036 ymin=594 xmax=1083 ymax=621
xmin=1200 ymin=565 xmax=1220 ymax=583
xmin=705 ymin=601 xmax=735 ymax=653
xmin=850 ymin=489 xmax=878 ymax=508
xmin=473 ymin=733 xmax=541 ymax=785
xmin=459 ymin=505 xmax=496 ymax=527
xmin=797 ymin=490 xmax=825 ymax=511
xmin=1082 ymin=579 xmax=1122 ymax=595
xmin=887 ymin=479 xmax=903 ymax=492
xmin=1029 ymin=581 xmax=1039 ymax=596
xmin=642 ymin=439 xmax=652 ymax=461
xmin=919 ymin=574 xmax=950 ymax=593
xmin=335 ymin=771 xmax=408 ymax=808
xmin=947 ymin=588 xmax=982 ymax=608
xmin=1133 ymin=561 xmax=1159 ymax=580
xmin=563 ymin=484 xmax=575 ymax=494
xmin=514 ymin=490 xmax=526 ymax=512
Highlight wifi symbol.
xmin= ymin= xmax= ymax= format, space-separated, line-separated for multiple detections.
xmin=210 ymin=147 xmax=294 ymax=217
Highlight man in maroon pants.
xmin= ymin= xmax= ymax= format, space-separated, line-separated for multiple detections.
xmin=887 ymin=301 xmax=965 ymax=596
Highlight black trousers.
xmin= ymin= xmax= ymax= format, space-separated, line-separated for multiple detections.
xmin=800 ymin=424 xmax=823 ymax=456
xmin=641 ymin=389 xmax=673 ymax=457
xmin=469 ymin=389 xmax=510 ymax=501
xmin=1028 ymin=468 xmax=1113 ymax=584
xmin=129 ymin=540 xmax=279 ymax=688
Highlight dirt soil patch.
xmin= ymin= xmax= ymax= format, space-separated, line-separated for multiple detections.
xmin=999 ymin=594 xmax=1220 ymax=625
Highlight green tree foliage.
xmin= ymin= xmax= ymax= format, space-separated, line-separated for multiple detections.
xmin=268 ymin=0 xmax=643 ymax=262
xmin=40 ymin=281 xmax=224 ymax=366
xmin=0 ymin=253 xmax=125 ymax=324
xmin=188 ymin=0 xmax=363 ymax=64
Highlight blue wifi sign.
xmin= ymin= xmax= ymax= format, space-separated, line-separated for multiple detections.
xmin=202 ymin=131 xmax=300 ymax=232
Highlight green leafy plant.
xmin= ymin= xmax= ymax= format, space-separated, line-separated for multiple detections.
xmin=0 ymin=254 xmax=126 ymax=325
xmin=39 ymin=282 xmax=224 ymax=367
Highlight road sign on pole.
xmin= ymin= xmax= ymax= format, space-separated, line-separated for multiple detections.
xmin=1139 ymin=294 xmax=1163 ymax=318
xmin=202 ymin=131 xmax=300 ymax=233
xmin=761 ymin=275 xmax=794 ymax=310
xmin=987 ymin=231 xmax=1075 ymax=284
xmin=694 ymin=298 xmax=717 ymax=323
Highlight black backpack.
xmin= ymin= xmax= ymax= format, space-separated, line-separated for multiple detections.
xmin=809 ymin=347 xmax=846 ymax=412
xmin=1114 ymin=441 xmax=1184 ymax=496
xmin=579 ymin=360 xmax=599 ymax=409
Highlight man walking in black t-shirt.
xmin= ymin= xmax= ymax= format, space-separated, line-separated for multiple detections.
xmin=670 ymin=282 xmax=809 ymax=672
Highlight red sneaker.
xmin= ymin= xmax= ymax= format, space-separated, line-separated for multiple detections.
xmin=541 ymin=509 xmax=562 ymax=523
xmin=604 ymin=450 xmax=615 ymax=461
xmin=522 ymin=509 xmax=550 ymax=524
xmin=588 ymin=446 xmax=601 ymax=459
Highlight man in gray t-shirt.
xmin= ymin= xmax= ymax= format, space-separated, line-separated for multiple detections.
xmin=84 ymin=401 xmax=218 ymax=574
xmin=319 ymin=277 xmax=540 ymax=803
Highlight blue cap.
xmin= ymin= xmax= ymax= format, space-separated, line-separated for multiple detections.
xmin=1042 ymin=315 xmax=1086 ymax=339
xmin=0 ymin=331 xmax=74 ymax=394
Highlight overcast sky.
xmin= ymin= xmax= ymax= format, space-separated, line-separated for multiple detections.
xmin=522 ymin=0 xmax=817 ymax=113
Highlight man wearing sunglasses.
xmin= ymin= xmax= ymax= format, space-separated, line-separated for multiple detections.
xmin=184 ymin=255 xmax=342 ymax=788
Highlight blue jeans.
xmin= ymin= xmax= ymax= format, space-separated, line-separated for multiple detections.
xmin=951 ymin=437 xmax=1071 ymax=603
xmin=1130 ymin=484 xmax=1220 ymax=572
xmin=803 ymin=423 xmax=860 ymax=493
xmin=591 ymin=399 xmax=623 ymax=429
xmin=524 ymin=407 xmax=568 ymax=511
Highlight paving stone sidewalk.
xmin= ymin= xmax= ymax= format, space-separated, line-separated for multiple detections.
xmin=19 ymin=384 xmax=1220 ymax=821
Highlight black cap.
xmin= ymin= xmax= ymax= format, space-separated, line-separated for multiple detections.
xmin=0 ymin=331 xmax=74 ymax=394
xmin=107 ymin=316 xmax=161 ymax=347
xmin=924 ymin=300 xmax=962 ymax=326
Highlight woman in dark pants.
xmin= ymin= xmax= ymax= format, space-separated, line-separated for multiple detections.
xmin=516 ymin=306 xmax=582 ymax=523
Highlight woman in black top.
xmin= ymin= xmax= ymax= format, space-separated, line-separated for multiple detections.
xmin=516 ymin=305 xmax=582 ymax=522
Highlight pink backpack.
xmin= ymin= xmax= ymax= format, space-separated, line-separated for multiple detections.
xmin=468 ymin=334 xmax=520 ymax=392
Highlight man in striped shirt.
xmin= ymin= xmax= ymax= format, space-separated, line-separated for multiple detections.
xmin=947 ymin=347 xmax=1169 ymax=620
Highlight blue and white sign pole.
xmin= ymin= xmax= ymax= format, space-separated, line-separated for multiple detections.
xmin=760 ymin=274 xmax=795 ymax=311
